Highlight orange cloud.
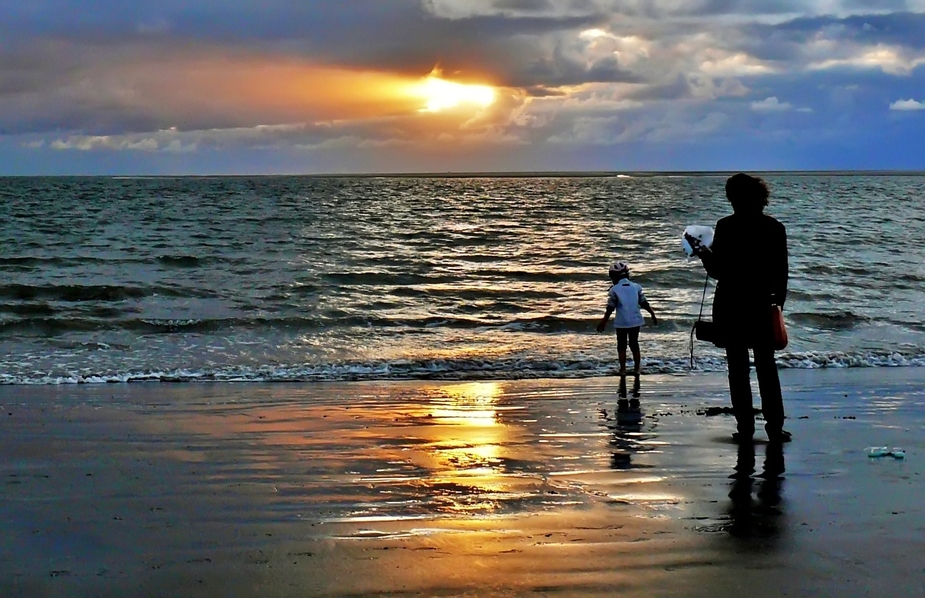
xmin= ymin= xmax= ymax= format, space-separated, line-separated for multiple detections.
xmin=35 ymin=41 xmax=505 ymax=132
xmin=112 ymin=52 xmax=426 ymax=125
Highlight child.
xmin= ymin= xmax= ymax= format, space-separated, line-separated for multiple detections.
xmin=596 ymin=261 xmax=657 ymax=376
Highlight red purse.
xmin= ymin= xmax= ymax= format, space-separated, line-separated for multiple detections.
xmin=771 ymin=305 xmax=788 ymax=351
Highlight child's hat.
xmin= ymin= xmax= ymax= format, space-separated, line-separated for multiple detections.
xmin=609 ymin=261 xmax=629 ymax=277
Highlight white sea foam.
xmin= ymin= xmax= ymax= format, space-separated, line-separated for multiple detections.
xmin=1 ymin=350 xmax=922 ymax=385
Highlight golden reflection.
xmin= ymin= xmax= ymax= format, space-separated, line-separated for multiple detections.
xmin=413 ymin=382 xmax=513 ymax=512
xmin=428 ymin=382 xmax=501 ymax=425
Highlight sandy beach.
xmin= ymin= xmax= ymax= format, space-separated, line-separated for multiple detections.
xmin=2 ymin=368 xmax=924 ymax=597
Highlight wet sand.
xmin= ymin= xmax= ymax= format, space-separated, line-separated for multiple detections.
xmin=2 ymin=369 xmax=924 ymax=597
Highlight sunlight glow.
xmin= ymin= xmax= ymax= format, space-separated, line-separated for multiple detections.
xmin=579 ymin=28 xmax=610 ymax=40
xmin=411 ymin=73 xmax=497 ymax=113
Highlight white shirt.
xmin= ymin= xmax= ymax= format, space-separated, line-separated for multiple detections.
xmin=607 ymin=279 xmax=647 ymax=329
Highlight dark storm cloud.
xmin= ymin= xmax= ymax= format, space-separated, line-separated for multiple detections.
xmin=4 ymin=2 xmax=924 ymax=97
xmin=517 ymin=46 xmax=641 ymax=87
xmin=842 ymin=0 xmax=908 ymax=9
xmin=0 ymin=0 xmax=612 ymax=88
xmin=719 ymin=11 xmax=925 ymax=68
xmin=770 ymin=12 xmax=925 ymax=49
xmin=492 ymin=0 xmax=555 ymax=11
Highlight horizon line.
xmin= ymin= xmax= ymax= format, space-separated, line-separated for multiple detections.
xmin=3 ymin=169 xmax=925 ymax=179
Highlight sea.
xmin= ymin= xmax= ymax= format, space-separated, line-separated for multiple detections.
xmin=1 ymin=173 xmax=923 ymax=385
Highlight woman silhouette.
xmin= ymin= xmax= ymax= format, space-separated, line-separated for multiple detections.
xmin=690 ymin=173 xmax=791 ymax=443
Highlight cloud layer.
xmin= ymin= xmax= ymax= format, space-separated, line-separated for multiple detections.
xmin=2 ymin=0 xmax=924 ymax=173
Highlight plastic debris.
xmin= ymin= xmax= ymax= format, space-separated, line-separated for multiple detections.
xmin=867 ymin=446 xmax=907 ymax=459
xmin=867 ymin=446 xmax=890 ymax=458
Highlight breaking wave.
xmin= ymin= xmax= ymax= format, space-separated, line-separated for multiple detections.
xmin=2 ymin=349 xmax=922 ymax=385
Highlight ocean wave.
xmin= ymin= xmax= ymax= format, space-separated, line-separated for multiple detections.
xmin=0 ymin=283 xmax=217 ymax=302
xmin=470 ymin=269 xmax=598 ymax=284
xmin=2 ymin=350 xmax=923 ymax=385
xmin=0 ymin=316 xmax=318 ymax=335
xmin=776 ymin=350 xmax=925 ymax=369
xmin=323 ymin=272 xmax=458 ymax=286
xmin=787 ymin=311 xmax=870 ymax=330
xmin=156 ymin=255 xmax=203 ymax=268
xmin=0 ymin=313 xmax=607 ymax=335
xmin=0 ymin=303 xmax=58 ymax=316
xmin=390 ymin=287 xmax=565 ymax=301
xmin=0 ymin=283 xmax=147 ymax=302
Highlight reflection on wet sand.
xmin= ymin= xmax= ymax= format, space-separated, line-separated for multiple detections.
xmin=606 ymin=375 xmax=651 ymax=471
xmin=725 ymin=441 xmax=786 ymax=539
xmin=5 ymin=372 xmax=924 ymax=596
xmin=399 ymin=382 xmax=514 ymax=515
xmin=116 ymin=379 xmax=685 ymax=527
xmin=618 ymin=374 xmax=641 ymax=400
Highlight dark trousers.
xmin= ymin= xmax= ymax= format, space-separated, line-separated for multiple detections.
xmin=725 ymin=345 xmax=784 ymax=435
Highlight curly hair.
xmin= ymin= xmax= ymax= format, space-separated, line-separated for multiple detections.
xmin=725 ymin=173 xmax=769 ymax=213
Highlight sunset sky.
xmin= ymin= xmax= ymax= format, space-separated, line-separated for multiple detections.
xmin=2 ymin=1 xmax=925 ymax=174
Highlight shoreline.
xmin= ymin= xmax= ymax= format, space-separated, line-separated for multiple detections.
xmin=2 ymin=368 xmax=923 ymax=596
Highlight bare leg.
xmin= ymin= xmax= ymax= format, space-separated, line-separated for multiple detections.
xmin=629 ymin=328 xmax=641 ymax=374
xmin=617 ymin=329 xmax=629 ymax=375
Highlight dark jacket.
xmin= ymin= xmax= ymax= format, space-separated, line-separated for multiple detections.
xmin=701 ymin=212 xmax=788 ymax=348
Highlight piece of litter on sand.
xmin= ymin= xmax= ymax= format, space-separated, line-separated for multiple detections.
xmin=867 ymin=446 xmax=890 ymax=458
xmin=890 ymin=448 xmax=906 ymax=459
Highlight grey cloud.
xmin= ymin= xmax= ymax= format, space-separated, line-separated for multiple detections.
xmin=349 ymin=13 xmax=608 ymax=79
xmin=523 ymin=85 xmax=568 ymax=96
xmin=429 ymin=0 xmax=805 ymax=19
xmin=519 ymin=44 xmax=641 ymax=87
xmin=758 ymin=12 xmax=925 ymax=50
xmin=842 ymin=0 xmax=908 ymax=9
xmin=689 ymin=11 xmax=925 ymax=71
xmin=492 ymin=0 xmax=555 ymax=11
xmin=10 ymin=3 xmax=922 ymax=103
xmin=2 ymin=1 xmax=610 ymax=86
xmin=41 ymin=103 xmax=533 ymax=154
xmin=624 ymin=75 xmax=695 ymax=101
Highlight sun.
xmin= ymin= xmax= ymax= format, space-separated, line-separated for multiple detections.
xmin=410 ymin=71 xmax=497 ymax=113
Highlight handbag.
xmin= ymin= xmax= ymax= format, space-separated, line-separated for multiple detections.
xmin=690 ymin=274 xmax=724 ymax=369
xmin=770 ymin=305 xmax=788 ymax=351
xmin=694 ymin=320 xmax=718 ymax=343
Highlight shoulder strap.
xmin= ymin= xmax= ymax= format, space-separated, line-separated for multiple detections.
xmin=690 ymin=273 xmax=711 ymax=370
xmin=697 ymin=273 xmax=709 ymax=322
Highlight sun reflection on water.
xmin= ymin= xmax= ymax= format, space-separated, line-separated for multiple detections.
xmin=427 ymin=381 xmax=501 ymax=426
xmin=411 ymin=382 xmax=520 ymax=514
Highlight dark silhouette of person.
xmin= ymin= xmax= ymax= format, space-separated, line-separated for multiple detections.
xmin=688 ymin=173 xmax=791 ymax=443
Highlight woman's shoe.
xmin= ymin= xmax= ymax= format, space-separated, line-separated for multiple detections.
xmin=732 ymin=431 xmax=754 ymax=443
xmin=767 ymin=429 xmax=793 ymax=443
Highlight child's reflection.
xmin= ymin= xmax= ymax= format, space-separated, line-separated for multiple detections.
xmin=605 ymin=374 xmax=648 ymax=470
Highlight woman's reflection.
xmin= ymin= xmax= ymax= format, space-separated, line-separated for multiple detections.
xmin=726 ymin=440 xmax=785 ymax=538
